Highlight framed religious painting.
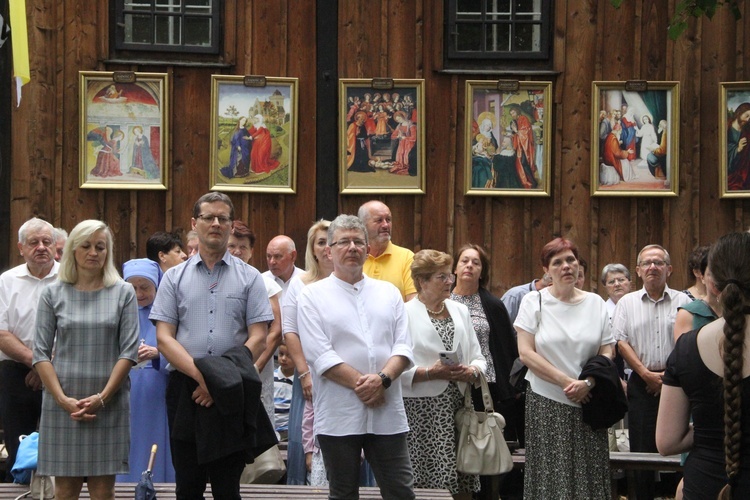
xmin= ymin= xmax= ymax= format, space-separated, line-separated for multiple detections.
xmin=338 ymin=78 xmax=425 ymax=195
xmin=719 ymin=82 xmax=750 ymax=198
xmin=464 ymin=80 xmax=552 ymax=196
xmin=79 ymin=71 xmax=169 ymax=190
xmin=591 ymin=81 xmax=680 ymax=197
xmin=209 ymin=75 xmax=298 ymax=193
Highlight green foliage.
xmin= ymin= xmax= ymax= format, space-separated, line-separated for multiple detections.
xmin=610 ymin=0 xmax=743 ymax=39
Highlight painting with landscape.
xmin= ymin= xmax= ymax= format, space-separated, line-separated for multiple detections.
xmin=210 ymin=76 xmax=298 ymax=193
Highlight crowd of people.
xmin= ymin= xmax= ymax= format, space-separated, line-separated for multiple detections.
xmin=2 ymin=194 xmax=750 ymax=499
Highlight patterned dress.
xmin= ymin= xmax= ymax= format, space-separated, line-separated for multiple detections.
xmin=33 ymin=281 xmax=139 ymax=476
xmin=450 ymin=292 xmax=496 ymax=382
xmin=404 ymin=317 xmax=480 ymax=494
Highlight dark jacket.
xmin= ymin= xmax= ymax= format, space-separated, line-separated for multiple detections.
xmin=579 ymin=354 xmax=628 ymax=430
xmin=169 ymin=345 xmax=277 ymax=464
xmin=478 ymin=287 xmax=519 ymax=403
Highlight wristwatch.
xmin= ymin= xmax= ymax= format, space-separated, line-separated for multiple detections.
xmin=583 ymin=378 xmax=593 ymax=389
xmin=378 ymin=372 xmax=392 ymax=389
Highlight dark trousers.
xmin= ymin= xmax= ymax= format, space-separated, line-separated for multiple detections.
xmin=166 ymin=375 xmax=245 ymax=500
xmin=318 ymin=433 xmax=415 ymax=500
xmin=627 ymin=371 xmax=660 ymax=500
xmin=169 ymin=439 xmax=245 ymax=500
xmin=0 ymin=361 xmax=42 ymax=482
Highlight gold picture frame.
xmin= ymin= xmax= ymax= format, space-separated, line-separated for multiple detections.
xmin=338 ymin=78 xmax=425 ymax=195
xmin=719 ymin=82 xmax=750 ymax=198
xmin=591 ymin=81 xmax=679 ymax=197
xmin=79 ymin=71 xmax=169 ymax=190
xmin=464 ymin=80 xmax=552 ymax=196
xmin=209 ymin=75 xmax=298 ymax=194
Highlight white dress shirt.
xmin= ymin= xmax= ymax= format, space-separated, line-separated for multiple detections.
xmin=297 ymin=273 xmax=413 ymax=437
xmin=612 ymin=285 xmax=691 ymax=371
xmin=262 ymin=266 xmax=304 ymax=301
xmin=0 ymin=262 xmax=59 ymax=361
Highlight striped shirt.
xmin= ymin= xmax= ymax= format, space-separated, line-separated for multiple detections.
xmin=612 ymin=285 xmax=690 ymax=371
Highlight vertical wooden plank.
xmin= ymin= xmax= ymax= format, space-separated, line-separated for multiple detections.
xmin=170 ymin=68 xmax=213 ymax=245
xmin=54 ymin=0 xmax=102 ymax=261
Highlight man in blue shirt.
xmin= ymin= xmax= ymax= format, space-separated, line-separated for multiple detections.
xmin=151 ymin=192 xmax=273 ymax=499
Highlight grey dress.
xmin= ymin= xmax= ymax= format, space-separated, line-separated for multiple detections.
xmin=33 ymin=280 xmax=139 ymax=476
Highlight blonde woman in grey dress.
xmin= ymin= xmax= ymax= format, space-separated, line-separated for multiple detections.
xmin=33 ymin=220 xmax=139 ymax=500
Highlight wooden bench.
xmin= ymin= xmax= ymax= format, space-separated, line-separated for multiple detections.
xmin=510 ymin=448 xmax=682 ymax=471
xmin=0 ymin=483 xmax=453 ymax=499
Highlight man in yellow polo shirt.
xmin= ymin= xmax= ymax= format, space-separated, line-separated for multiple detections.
xmin=358 ymin=200 xmax=417 ymax=301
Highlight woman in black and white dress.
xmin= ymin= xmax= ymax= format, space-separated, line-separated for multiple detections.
xmin=401 ymin=249 xmax=486 ymax=499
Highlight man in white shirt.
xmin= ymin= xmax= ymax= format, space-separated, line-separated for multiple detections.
xmin=262 ymin=235 xmax=303 ymax=298
xmin=297 ymin=214 xmax=415 ymax=499
xmin=613 ymin=244 xmax=690 ymax=500
xmin=0 ymin=218 xmax=59 ymax=481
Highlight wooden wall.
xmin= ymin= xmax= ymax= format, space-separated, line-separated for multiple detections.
xmin=7 ymin=0 xmax=750 ymax=298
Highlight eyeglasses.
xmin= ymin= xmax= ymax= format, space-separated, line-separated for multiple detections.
xmin=433 ymin=273 xmax=456 ymax=284
xmin=331 ymin=239 xmax=367 ymax=249
xmin=638 ymin=260 xmax=667 ymax=268
xmin=196 ymin=214 xmax=232 ymax=225
xmin=606 ymin=277 xmax=629 ymax=285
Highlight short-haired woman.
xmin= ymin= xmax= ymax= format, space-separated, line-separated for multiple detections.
xmin=402 ymin=249 xmax=486 ymax=499
xmin=515 ymin=237 xmax=614 ymax=499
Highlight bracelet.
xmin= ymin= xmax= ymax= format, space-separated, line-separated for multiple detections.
xmin=96 ymin=393 xmax=105 ymax=408
xmin=299 ymin=370 xmax=311 ymax=379
xmin=425 ymin=367 xmax=430 ymax=381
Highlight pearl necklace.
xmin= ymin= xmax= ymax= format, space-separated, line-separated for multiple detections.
xmin=424 ymin=301 xmax=445 ymax=315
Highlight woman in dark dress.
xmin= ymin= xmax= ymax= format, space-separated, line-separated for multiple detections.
xmin=450 ymin=244 xmax=521 ymax=499
xmin=657 ymin=232 xmax=750 ymax=499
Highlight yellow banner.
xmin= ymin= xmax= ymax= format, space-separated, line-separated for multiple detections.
xmin=10 ymin=0 xmax=30 ymax=85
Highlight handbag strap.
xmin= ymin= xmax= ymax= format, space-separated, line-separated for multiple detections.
xmin=463 ymin=371 xmax=494 ymax=413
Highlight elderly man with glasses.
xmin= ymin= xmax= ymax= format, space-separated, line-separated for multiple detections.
xmin=297 ymin=214 xmax=416 ymax=499
xmin=612 ymin=244 xmax=690 ymax=500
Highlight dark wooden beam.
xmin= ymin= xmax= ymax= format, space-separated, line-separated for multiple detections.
xmin=315 ymin=0 xmax=338 ymax=220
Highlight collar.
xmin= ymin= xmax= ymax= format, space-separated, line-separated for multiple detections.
xmin=330 ymin=272 xmax=366 ymax=292
xmin=637 ymin=284 xmax=674 ymax=303
xmin=368 ymin=241 xmax=394 ymax=260
xmin=191 ymin=251 xmax=233 ymax=269
xmin=21 ymin=260 xmax=59 ymax=280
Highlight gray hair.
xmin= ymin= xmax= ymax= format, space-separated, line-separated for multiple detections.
xmin=600 ymin=263 xmax=631 ymax=285
xmin=637 ymin=244 xmax=671 ymax=265
xmin=357 ymin=200 xmax=388 ymax=224
xmin=54 ymin=227 xmax=68 ymax=243
xmin=328 ymin=215 xmax=368 ymax=245
xmin=18 ymin=218 xmax=55 ymax=244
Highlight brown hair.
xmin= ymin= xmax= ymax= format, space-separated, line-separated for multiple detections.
xmin=709 ymin=232 xmax=750 ymax=499
xmin=411 ymin=250 xmax=453 ymax=293
xmin=540 ymin=237 xmax=579 ymax=268
xmin=454 ymin=243 xmax=490 ymax=288
xmin=231 ymin=220 xmax=256 ymax=248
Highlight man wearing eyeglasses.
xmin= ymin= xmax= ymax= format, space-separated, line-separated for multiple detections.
xmin=151 ymin=191 xmax=275 ymax=499
xmin=297 ymin=214 xmax=416 ymax=499
xmin=358 ymin=200 xmax=417 ymax=301
xmin=612 ymin=244 xmax=690 ymax=500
